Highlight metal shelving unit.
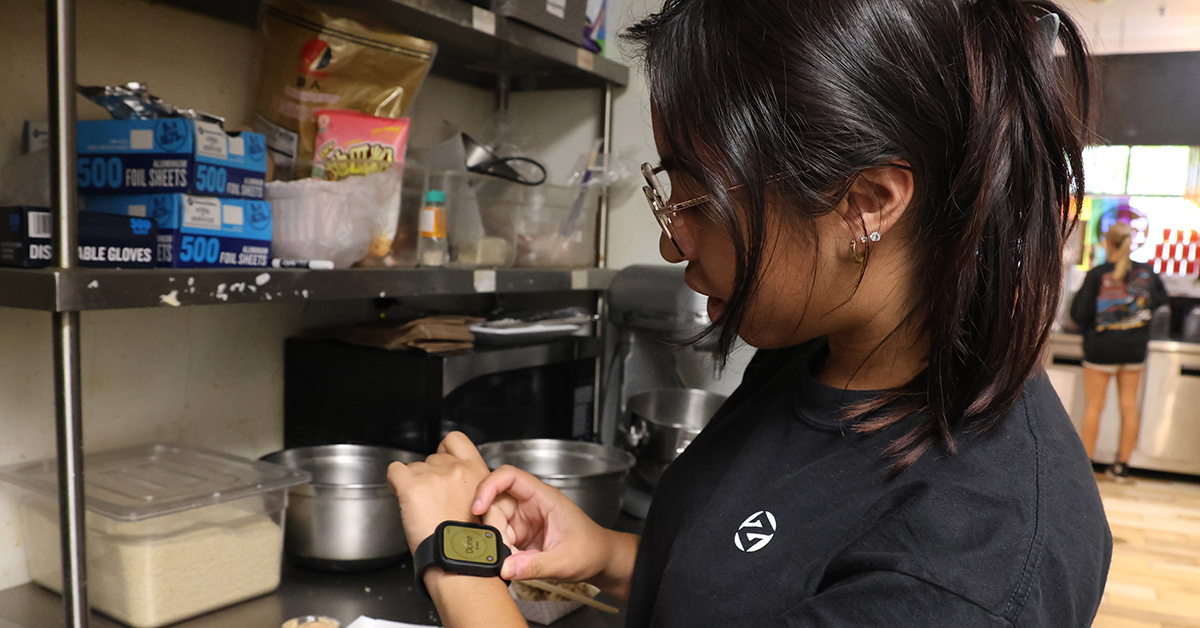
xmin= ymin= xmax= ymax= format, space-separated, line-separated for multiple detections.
xmin=165 ymin=0 xmax=629 ymax=90
xmin=0 ymin=267 xmax=617 ymax=311
xmin=27 ymin=1 xmax=627 ymax=626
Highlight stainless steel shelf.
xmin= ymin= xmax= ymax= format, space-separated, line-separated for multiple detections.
xmin=166 ymin=0 xmax=629 ymax=90
xmin=0 ymin=267 xmax=616 ymax=312
xmin=0 ymin=558 xmax=626 ymax=628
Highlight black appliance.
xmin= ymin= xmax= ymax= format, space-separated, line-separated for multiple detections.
xmin=284 ymin=337 xmax=598 ymax=454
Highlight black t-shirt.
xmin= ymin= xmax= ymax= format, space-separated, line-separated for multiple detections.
xmin=1069 ymin=261 xmax=1168 ymax=365
xmin=625 ymin=339 xmax=1111 ymax=627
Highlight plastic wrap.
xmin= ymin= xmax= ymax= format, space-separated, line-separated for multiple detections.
xmin=266 ymin=166 xmax=402 ymax=268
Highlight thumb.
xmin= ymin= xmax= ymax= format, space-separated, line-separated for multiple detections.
xmin=502 ymin=549 xmax=557 ymax=581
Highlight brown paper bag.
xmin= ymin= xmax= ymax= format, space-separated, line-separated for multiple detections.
xmin=329 ymin=316 xmax=483 ymax=353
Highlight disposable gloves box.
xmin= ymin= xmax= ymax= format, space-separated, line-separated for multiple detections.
xmin=0 ymin=206 xmax=157 ymax=268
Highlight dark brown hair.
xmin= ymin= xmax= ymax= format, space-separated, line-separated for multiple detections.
xmin=625 ymin=0 xmax=1092 ymax=470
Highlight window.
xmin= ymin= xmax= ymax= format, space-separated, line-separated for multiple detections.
xmin=1081 ymin=145 xmax=1200 ymax=275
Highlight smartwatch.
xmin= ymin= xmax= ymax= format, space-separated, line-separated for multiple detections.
xmin=413 ymin=521 xmax=511 ymax=598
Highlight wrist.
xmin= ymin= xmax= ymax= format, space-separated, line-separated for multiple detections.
xmin=586 ymin=530 xmax=639 ymax=602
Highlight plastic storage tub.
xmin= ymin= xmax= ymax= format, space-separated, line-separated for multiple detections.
xmin=267 ymin=163 xmax=407 ymax=269
xmin=434 ymin=171 xmax=599 ymax=269
xmin=0 ymin=444 xmax=311 ymax=628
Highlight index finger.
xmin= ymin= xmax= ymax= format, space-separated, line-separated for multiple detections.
xmin=471 ymin=465 xmax=547 ymax=516
xmin=437 ymin=431 xmax=486 ymax=465
xmin=386 ymin=460 xmax=414 ymax=497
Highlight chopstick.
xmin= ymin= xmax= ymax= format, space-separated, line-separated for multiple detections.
xmin=521 ymin=580 xmax=620 ymax=614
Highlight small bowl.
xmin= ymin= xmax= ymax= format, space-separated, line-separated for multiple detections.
xmin=282 ymin=616 xmax=340 ymax=628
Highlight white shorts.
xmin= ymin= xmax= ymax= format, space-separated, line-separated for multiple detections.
xmin=1082 ymin=362 xmax=1144 ymax=374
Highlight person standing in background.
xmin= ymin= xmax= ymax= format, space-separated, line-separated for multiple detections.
xmin=1071 ymin=223 xmax=1167 ymax=478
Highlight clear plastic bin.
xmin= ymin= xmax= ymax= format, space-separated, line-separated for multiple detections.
xmin=267 ymin=162 xmax=408 ymax=269
xmin=433 ymin=171 xmax=599 ymax=269
xmin=0 ymin=444 xmax=311 ymax=628
xmin=390 ymin=163 xmax=429 ymax=267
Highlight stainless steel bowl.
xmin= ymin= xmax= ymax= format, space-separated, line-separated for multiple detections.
xmin=626 ymin=388 xmax=727 ymax=488
xmin=261 ymin=444 xmax=422 ymax=572
xmin=476 ymin=440 xmax=635 ymax=528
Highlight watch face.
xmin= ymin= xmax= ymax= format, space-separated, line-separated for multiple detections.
xmin=442 ymin=524 xmax=500 ymax=566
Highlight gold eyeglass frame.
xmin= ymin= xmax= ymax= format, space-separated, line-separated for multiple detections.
xmin=641 ymin=161 xmax=910 ymax=257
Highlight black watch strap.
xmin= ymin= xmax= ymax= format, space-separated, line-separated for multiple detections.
xmin=413 ymin=532 xmax=438 ymax=598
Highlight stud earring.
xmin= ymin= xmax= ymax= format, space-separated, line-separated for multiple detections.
xmin=850 ymin=232 xmax=881 ymax=265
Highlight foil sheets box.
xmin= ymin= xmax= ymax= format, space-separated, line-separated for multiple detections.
xmin=1 ymin=206 xmax=157 ymax=268
xmin=77 ymin=119 xmax=267 ymax=199
xmin=85 ymin=194 xmax=271 ymax=268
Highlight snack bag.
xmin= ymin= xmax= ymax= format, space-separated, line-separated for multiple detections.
xmin=254 ymin=0 xmax=434 ymax=178
xmin=312 ymin=110 xmax=410 ymax=181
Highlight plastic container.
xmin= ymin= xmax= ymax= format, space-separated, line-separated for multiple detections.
xmin=1151 ymin=304 xmax=1172 ymax=339
xmin=418 ymin=189 xmax=449 ymax=267
xmin=435 ymin=171 xmax=599 ymax=269
xmin=0 ymin=444 xmax=311 ymax=628
xmin=390 ymin=163 xmax=428 ymax=266
xmin=1184 ymin=307 xmax=1200 ymax=342
xmin=266 ymin=162 xmax=405 ymax=268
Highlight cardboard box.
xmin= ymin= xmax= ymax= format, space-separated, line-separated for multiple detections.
xmin=491 ymin=0 xmax=587 ymax=46
xmin=85 ymin=194 xmax=271 ymax=268
xmin=1 ymin=206 xmax=157 ymax=269
xmin=77 ymin=119 xmax=267 ymax=199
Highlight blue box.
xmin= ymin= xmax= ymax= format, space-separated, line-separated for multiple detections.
xmin=77 ymin=119 xmax=267 ymax=199
xmin=85 ymin=194 xmax=271 ymax=268
xmin=1 ymin=206 xmax=157 ymax=268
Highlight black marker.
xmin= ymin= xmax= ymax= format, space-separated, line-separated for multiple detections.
xmin=271 ymin=259 xmax=334 ymax=270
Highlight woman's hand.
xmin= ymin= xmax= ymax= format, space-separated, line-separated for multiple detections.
xmin=472 ymin=465 xmax=640 ymax=601
xmin=387 ymin=431 xmax=492 ymax=555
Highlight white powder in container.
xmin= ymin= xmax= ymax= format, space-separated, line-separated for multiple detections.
xmin=22 ymin=494 xmax=284 ymax=628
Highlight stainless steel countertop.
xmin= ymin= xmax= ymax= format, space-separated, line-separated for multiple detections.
xmin=0 ymin=558 xmax=626 ymax=628
xmin=1050 ymin=331 xmax=1200 ymax=356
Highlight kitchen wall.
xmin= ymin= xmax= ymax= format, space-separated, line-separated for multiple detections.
xmin=1063 ymin=0 xmax=1200 ymax=55
xmin=0 ymin=0 xmax=605 ymax=590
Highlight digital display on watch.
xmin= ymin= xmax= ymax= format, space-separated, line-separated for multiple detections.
xmin=442 ymin=524 xmax=500 ymax=565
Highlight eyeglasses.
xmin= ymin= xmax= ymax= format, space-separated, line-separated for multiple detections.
xmin=642 ymin=161 xmax=912 ymax=257
xmin=642 ymin=162 xmax=726 ymax=257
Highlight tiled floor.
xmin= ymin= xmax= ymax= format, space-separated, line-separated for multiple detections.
xmin=1092 ymin=473 xmax=1200 ymax=628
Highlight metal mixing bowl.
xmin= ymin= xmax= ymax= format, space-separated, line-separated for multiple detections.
xmin=476 ymin=440 xmax=635 ymax=528
xmin=261 ymin=444 xmax=422 ymax=572
xmin=626 ymin=388 xmax=727 ymax=488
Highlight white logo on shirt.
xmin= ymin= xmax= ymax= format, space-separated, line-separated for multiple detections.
xmin=734 ymin=510 xmax=776 ymax=552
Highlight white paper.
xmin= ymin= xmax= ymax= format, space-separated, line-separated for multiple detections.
xmin=183 ymin=196 xmax=221 ymax=230
xmin=471 ymin=6 xmax=496 ymax=36
xmin=129 ymin=129 xmax=154 ymax=150
xmin=345 ymin=617 xmax=440 ymax=628
xmin=474 ymin=269 xmax=497 ymax=293
xmin=194 ymin=121 xmax=229 ymax=161
xmin=222 ymin=203 xmax=244 ymax=226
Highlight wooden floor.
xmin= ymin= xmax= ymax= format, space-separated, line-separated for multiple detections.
xmin=1093 ymin=472 xmax=1200 ymax=628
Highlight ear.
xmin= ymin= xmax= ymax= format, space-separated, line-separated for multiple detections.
xmin=842 ymin=163 xmax=914 ymax=239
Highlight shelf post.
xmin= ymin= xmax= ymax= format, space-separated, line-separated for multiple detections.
xmin=592 ymin=83 xmax=614 ymax=438
xmin=46 ymin=0 xmax=88 ymax=626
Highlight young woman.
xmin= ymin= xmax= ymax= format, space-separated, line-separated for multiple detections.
xmin=388 ymin=0 xmax=1112 ymax=625
xmin=1070 ymin=223 xmax=1168 ymax=478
